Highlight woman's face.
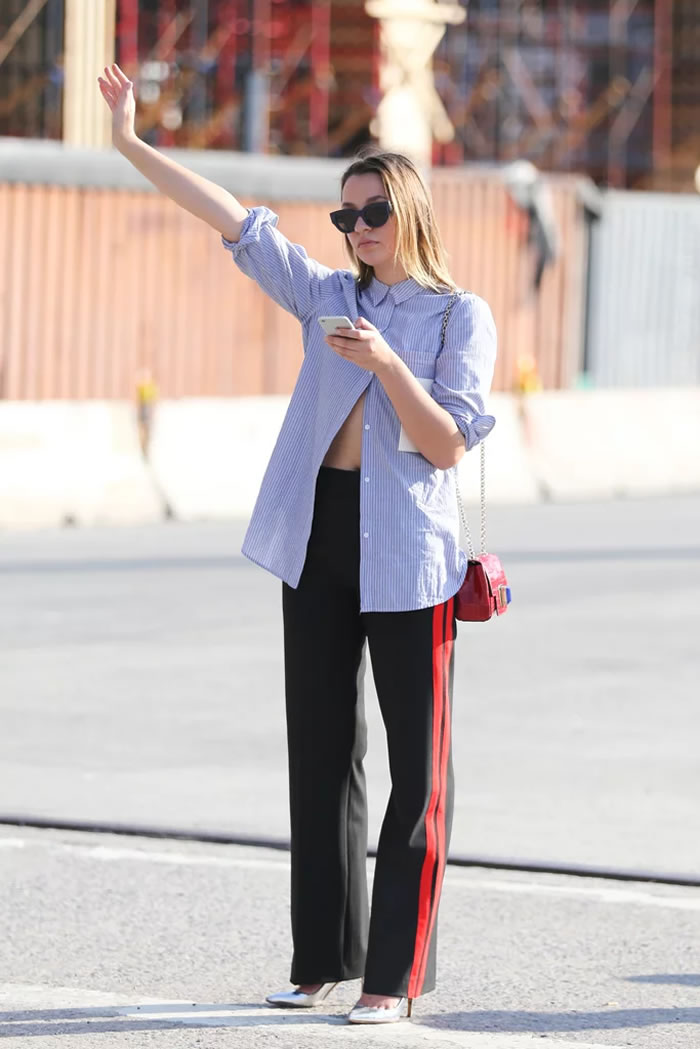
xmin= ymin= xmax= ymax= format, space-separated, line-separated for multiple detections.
xmin=341 ymin=172 xmax=398 ymax=276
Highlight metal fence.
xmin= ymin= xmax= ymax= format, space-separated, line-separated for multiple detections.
xmin=586 ymin=189 xmax=700 ymax=386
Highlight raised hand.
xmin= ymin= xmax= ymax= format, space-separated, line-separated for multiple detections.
xmin=94 ymin=61 xmax=248 ymax=240
xmin=97 ymin=63 xmax=136 ymax=148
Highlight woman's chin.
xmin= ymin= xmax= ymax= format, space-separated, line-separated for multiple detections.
xmin=357 ymin=247 xmax=386 ymax=267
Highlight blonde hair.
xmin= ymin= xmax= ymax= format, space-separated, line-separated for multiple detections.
xmin=340 ymin=149 xmax=456 ymax=293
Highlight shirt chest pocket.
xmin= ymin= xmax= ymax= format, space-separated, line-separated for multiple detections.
xmin=400 ymin=348 xmax=437 ymax=381
xmin=396 ymin=350 xmax=439 ymax=454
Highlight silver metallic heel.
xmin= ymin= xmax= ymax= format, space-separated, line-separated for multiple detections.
xmin=347 ymin=996 xmax=413 ymax=1024
xmin=266 ymin=982 xmax=338 ymax=1008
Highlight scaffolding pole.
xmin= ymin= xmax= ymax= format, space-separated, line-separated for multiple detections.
xmin=0 ymin=0 xmax=49 ymax=68
xmin=653 ymin=0 xmax=673 ymax=176
xmin=116 ymin=0 xmax=139 ymax=73
xmin=310 ymin=0 xmax=331 ymax=151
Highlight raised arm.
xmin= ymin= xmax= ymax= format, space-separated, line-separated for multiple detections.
xmin=97 ymin=64 xmax=247 ymax=242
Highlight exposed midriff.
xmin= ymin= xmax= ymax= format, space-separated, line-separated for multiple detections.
xmin=321 ymin=390 xmax=366 ymax=471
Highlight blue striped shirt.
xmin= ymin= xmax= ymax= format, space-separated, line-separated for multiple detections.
xmin=222 ymin=206 xmax=497 ymax=612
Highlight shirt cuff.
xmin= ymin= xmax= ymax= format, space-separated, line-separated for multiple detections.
xmin=453 ymin=412 xmax=496 ymax=451
xmin=221 ymin=205 xmax=279 ymax=256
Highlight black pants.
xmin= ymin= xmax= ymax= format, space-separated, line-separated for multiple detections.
xmin=281 ymin=466 xmax=456 ymax=999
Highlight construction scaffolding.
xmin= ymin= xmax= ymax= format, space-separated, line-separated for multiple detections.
xmin=435 ymin=0 xmax=697 ymax=190
xmin=0 ymin=0 xmax=377 ymax=153
xmin=668 ymin=0 xmax=700 ymax=192
xmin=112 ymin=0 xmax=376 ymax=155
xmin=0 ymin=1 xmax=698 ymax=188
xmin=0 ymin=0 xmax=64 ymax=139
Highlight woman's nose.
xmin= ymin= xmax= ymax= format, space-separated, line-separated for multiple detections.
xmin=354 ymin=215 xmax=371 ymax=233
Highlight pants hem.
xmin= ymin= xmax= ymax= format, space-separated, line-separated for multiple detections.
xmin=290 ymin=972 xmax=364 ymax=985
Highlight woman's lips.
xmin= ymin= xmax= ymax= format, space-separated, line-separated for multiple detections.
xmin=358 ymin=240 xmax=378 ymax=248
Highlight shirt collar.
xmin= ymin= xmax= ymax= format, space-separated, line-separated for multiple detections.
xmin=364 ymin=277 xmax=422 ymax=306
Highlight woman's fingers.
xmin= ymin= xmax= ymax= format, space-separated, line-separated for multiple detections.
xmin=97 ymin=79 xmax=115 ymax=109
xmin=111 ymin=63 xmax=130 ymax=87
xmin=326 ymin=336 xmax=360 ymax=351
xmin=102 ymin=65 xmax=133 ymax=116
xmin=332 ymin=329 xmax=366 ymax=343
xmin=102 ymin=70 xmax=116 ymax=95
xmin=104 ymin=65 xmax=120 ymax=92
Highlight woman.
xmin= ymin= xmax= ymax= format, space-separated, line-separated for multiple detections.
xmin=98 ymin=63 xmax=497 ymax=1025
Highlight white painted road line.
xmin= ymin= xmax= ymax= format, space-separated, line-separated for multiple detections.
xmin=0 ymin=836 xmax=291 ymax=872
xmin=0 ymin=984 xmax=614 ymax=1047
xmin=453 ymin=877 xmax=700 ymax=912
xmin=2 ymin=832 xmax=699 ymax=912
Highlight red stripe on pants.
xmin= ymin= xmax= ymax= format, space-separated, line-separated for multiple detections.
xmin=414 ymin=596 xmax=454 ymax=993
xmin=407 ymin=598 xmax=450 ymax=998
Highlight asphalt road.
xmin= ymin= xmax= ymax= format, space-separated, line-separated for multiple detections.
xmin=1 ymin=826 xmax=699 ymax=1049
xmin=1 ymin=496 xmax=699 ymax=875
xmin=1 ymin=496 xmax=700 ymax=1049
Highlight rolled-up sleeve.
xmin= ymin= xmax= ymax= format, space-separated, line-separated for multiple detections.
xmin=221 ymin=206 xmax=334 ymax=323
xmin=432 ymin=293 xmax=497 ymax=450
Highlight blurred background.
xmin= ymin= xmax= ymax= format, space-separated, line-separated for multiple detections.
xmin=0 ymin=1 xmax=699 ymax=882
xmin=1 ymin=0 xmax=699 ymax=406
xmin=1 ymin=0 xmax=699 ymax=185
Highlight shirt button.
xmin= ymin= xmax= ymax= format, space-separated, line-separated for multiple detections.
xmin=363 ymin=532 xmax=369 ymax=538
xmin=364 ymin=476 xmax=369 ymax=482
xmin=364 ymin=424 xmax=370 ymax=430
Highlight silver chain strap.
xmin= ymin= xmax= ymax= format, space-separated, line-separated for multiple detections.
xmin=455 ymin=443 xmax=486 ymax=560
xmin=440 ymin=293 xmax=487 ymax=561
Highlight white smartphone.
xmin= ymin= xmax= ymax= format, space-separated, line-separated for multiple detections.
xmin=318 ymin=315 xmax=356 ymax=335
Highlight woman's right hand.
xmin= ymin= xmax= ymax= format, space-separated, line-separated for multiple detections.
xmin=97 ymin=63 xmax=136 ymax=148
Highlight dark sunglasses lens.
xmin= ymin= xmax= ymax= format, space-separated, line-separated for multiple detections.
xmin=364 ymin=201 xmax=391 ymax=228
xmin=330 ymin=209 xmax=357 ymax=233
xmin=330 ymin=201 xmax=392 ymax=233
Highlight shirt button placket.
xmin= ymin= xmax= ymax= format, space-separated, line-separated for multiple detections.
xmin=361 ymin=406 xmax=371 ymax=541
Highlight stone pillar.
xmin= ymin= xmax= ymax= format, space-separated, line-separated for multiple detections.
xmin=365 ymin=0 xmax=466 ymax=169
xmin=63 ymin=0 xmax=117 ymax=146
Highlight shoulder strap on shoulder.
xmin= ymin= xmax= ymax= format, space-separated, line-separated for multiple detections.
xmin=439 ymin=291 xmax=461 ymax=352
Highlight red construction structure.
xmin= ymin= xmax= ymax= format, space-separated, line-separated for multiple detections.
xmin=0 ymin=0 xmax=698 ymax=189
xmin=113 ymin=0 xmax=377 ymax=156
xmin=434 ymin=0 xmax=695 ymax=190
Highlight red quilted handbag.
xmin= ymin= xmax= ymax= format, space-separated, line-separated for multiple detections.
xmin=438 ymin=293 xmax=511 ymax=623
xmin=454 ymin=443 xmax=511 ymax=622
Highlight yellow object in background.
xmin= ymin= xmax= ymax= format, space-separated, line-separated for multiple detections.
xmin=135 ymin=368 xmax=158 ymax=457
xmin=515 ymin=353 xmax=542 ymax=394
xmin=136 ymin=371 xmax=159 ymax=406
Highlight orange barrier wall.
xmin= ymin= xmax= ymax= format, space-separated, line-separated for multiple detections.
xmin=432 ymin=170 xmax=587 ymax=392
xmin=0 ymin=172 xmax=587 ymax=400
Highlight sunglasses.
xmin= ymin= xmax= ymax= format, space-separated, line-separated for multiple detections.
xmin=329 ymin=199 xmax=393 ymax=234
